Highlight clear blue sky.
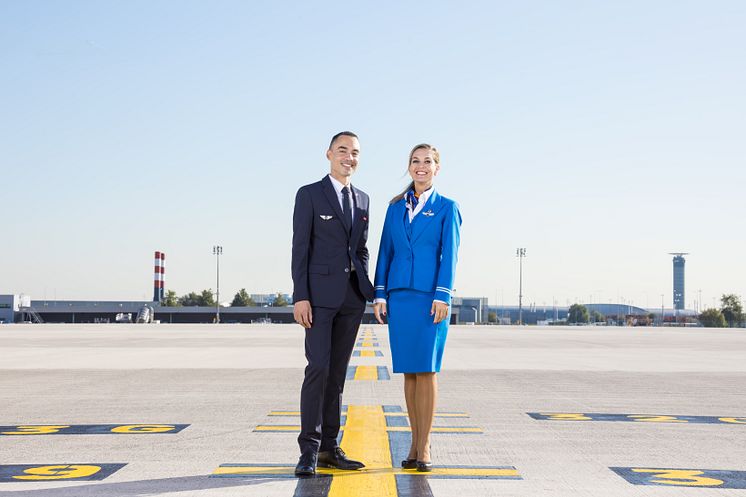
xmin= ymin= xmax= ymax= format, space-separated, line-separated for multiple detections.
xmin=2 ymin=1 xmax=744 ymax=309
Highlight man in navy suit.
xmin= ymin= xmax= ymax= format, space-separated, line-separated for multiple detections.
xmin=291 ymin=131 xmax=375 ymax=476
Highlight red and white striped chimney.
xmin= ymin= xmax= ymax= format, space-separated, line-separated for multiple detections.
xmin=153 ymin=251 xmax=165 ymax=302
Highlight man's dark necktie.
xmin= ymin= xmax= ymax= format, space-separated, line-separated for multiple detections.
xmin=342 ymin=186 xmax=352 ymax=234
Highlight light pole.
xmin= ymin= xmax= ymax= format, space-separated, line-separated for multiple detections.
xmin=469 ymin=306 xmax=479 ymax=324
xmin=553 ymin=297 xmax=558 ymax=322
xmin=501 ymin=289 xmax=505 ymax=321
xmin=516 ymin=248 xmax=526 ymax=325
xmin=213 ymin=245 xmax=222 ymax=324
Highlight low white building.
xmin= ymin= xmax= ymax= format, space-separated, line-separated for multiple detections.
xmin=0 ymin=295 xmax=30 ymax=323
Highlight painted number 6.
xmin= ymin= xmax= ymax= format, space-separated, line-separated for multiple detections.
xmin=13 ymin=465 xmax=101 ymax=481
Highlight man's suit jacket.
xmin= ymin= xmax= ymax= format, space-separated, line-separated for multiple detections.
xmin=292 ymin=175 xmax=375 ymax=308
xmin=374 ymin=190 xmax=462 ymax=305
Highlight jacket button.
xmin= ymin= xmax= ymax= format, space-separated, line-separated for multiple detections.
xmin=344 ymin=268 xmax=349 ymax=273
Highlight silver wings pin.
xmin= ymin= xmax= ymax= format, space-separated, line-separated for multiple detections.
xmin=422 ymin=210 xmax=435 ymax=217
xmin=320 ymin=215 xmax=333 ymax=220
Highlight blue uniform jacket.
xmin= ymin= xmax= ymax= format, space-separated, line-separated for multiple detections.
xmin=374 ymin=190 xmax=462 ymax=305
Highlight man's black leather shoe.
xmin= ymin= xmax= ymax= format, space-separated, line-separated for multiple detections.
xmin=317 ymin=447 xmax=365 ymax=470
xmin=295 ymin=451 xmax=317 ymax=477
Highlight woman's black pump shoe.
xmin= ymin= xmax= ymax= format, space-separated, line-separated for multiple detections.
xmin=416 ymin=461 xmax=433 ymax=472
xmin=401 ymin=458 xmax=418 ymax=469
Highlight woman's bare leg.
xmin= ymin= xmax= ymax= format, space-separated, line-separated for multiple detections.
xmin=404 ymin=373 xmax=418 ymax=460
xmin=415 ymin=372 xmax=437 ymax=462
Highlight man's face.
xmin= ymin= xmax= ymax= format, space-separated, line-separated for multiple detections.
xmin=327 ymin=135 xmax=360 ymax=182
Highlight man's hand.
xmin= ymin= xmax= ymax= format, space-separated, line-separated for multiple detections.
xmin=294 ymin=300 xmax=313 ymax=328
xmin=431 ymin=301 xmax=449 ymax=324
xmin=373 ymin=302 xmax=387 ymax=324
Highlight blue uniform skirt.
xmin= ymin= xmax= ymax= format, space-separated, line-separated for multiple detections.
xmin=387 ymin=289 xmax=449 ymax=373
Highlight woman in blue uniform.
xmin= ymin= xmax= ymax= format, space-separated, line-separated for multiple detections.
xmin=373 ymin=143 xmax=462 ymax=472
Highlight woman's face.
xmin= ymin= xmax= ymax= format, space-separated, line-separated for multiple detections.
xmin=408 ymin=148 xmax=440 ymax=186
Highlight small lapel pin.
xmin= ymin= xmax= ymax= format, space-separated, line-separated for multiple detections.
xmin=422 ymin=210 xmax=435 ymax=217
xmin=320 ymin=215 xmax=333 ymax=220
xmin=362 ymin=216 xmax=368 ymax=221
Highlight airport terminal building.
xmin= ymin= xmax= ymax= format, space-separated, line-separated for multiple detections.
xmin=0 ymin=295 xmax=30 ymax=324
xmin=1 ymin=296 xmax=460 ymax=325
xmin=1 ymin=294 xmax=693 ymax=326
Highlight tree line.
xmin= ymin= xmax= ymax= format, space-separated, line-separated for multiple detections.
xmin=160 ymin=289 xmax=289 ymax=307
xmin=699 ymin=294 xmax=744 ymax=328
xmin=565 ymin=294 xmax=744 ymax=328
xmin=567 ymin=304 xmax=607 ymax=324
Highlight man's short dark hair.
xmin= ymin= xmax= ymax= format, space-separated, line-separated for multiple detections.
xmin=329 ymin=131 xmax=358 ymax=150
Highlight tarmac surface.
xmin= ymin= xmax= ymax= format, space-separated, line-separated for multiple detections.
xmin=1 ymin=323 xmax=745 ymax=496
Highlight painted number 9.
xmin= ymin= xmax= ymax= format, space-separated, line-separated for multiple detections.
xmin=719 ymin=417 xmax=746 ymax=424
xmin=541 ymin=413 xmax=591 ymax=421
xmin=627 ymin=415 xmax=687 ymax=423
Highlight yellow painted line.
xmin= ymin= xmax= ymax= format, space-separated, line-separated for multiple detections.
xmin=358 ymin=350 xmax=377 ymax=357
xmin=385 ymin=412 xmax=469 ymax=418
xmin=213 ymin=465 xmax=519 ymax=478
xmin=213 ymin=465 xmax=294 ymax=476
xmin=387 ymin=427 xmax=483 ymax=433
xmin=353 ymin=366 xmax=379 ymax=381
xmin=423 ymin=467 xmax=519 ymax=477
xmin=268 ymin=411 xmax=468 ymax=417
xmin=256 ymin=425 xmax=481 ymax=433
xmin=431 ymin=427 xmax=482 ymax=433
xmin=331 ymin=405 xmax=397 ymax=497
xmin=359 ymin=341 xmax=375 ymax=347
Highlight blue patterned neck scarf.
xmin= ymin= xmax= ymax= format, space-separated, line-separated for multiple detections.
xmin=406 ymin=190 xmax=419 ymax=210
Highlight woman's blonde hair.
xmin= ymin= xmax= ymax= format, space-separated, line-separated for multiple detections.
xmin=389 ymin=143 xmax=440 ymax=204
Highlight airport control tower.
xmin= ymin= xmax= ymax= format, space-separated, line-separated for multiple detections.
xmin=670 ymin=253 xmax=688 ymax=311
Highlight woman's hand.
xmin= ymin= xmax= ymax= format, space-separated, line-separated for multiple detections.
xmin=373 ymin=302 xmax=387 ymax=324
xmin=431 ymin=301 xmax=449 ymax=324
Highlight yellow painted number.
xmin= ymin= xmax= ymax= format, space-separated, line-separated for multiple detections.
xmin=628 ymin=415 xmax=687 ymax=423
xmin=541 ymin=413 xmax=591 ymax=421
xmin=1 ymin=425 xmax=70 ymax=435
xmin=632 ymin=468 xmax=724 ymax=487
xmin=13 ymin=465 xmax=101 ymax=481
xmin=111 ymin=424 xmax=176 ymax=434
xmin=719 ymin=417 xmax=746 ymax=424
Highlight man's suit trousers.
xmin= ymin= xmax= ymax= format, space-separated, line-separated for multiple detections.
xmin=298 ymin=275 xmax=365 ymax=454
